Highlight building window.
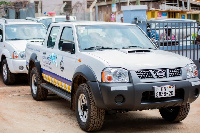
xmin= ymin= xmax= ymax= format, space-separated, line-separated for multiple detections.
xmin=35 ymin=1 xmax=42 ymax=13
xmin=63 ymin=1 xmax=72 ymax=13
xmin=87 ymin=1 xmax=93 ymax=8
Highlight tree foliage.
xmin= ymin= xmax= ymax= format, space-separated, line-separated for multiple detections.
xmin=0 ymin=1 xmax=11 ymax=6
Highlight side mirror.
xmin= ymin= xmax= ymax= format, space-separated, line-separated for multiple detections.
xmin=0 ymin=35 xmax=2 ymax=42
xmin=153 ymin=40 xmax=159 ymax=48
xmin=62 ymin=42 xmax=75 ymax=54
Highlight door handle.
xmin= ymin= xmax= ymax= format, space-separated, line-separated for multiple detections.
xmin=43 ymin=52 xmax=46 ymax=55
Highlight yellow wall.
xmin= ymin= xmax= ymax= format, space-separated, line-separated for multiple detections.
xmin=147 ymin=12 xmax=151 ymax=20
xmin=155 ymin=11 xmax=158 ymax=19
xmin=179 ymin=12 xmax=187 ymax=19
xmin=147 ymin=11 xmax=187 ymax=20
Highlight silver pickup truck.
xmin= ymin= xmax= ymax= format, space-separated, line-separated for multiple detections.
xmin=26 ymin=21 xmax=200 ymax=131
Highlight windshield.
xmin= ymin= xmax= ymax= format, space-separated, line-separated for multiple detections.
xmin=76 ymin=25 xmax=155 ymax=50
xmin=5 ymin=24 xmax=46 ymax=40
xmin=38 ymin=18 xmax=52 ymax=27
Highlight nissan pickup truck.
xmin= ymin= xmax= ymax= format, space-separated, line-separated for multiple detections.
xmin=0 ymin=19 xmax=46 ymax=85
xmin=25 ymin=21 xmax=200 ymax=131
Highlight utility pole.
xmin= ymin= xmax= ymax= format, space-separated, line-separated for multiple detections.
xmin=38 ymin=0 xmax=42 ymax=17
xmin=119 ymin=0 xmax=121 ymax=11
xmin=89 ymin=0 xmax=97 ymax=21
xmin=187 ymin=0 xmax=190 ymax=11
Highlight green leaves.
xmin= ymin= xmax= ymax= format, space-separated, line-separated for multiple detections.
xmin=0 ymin=1 xmax=11 ymax=6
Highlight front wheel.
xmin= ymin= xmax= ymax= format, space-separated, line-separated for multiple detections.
xmin=30 ymin=67 xmax=48 ymax=101
xmin=2 ymin=59 xmax=15 ymax=85
xmin=75 ymin=83 xmax=105 ymax=131
xmin=159 ymin=103 xmax=190 ymax=122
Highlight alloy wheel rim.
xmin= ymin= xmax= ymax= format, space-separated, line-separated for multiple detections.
xmin=31 ymin=74 xmax=37 ymax=94
xmin=78 ymin=93 xmax=88 ymax=123
xmin=3 ymin=64 xmax=7 ymax=81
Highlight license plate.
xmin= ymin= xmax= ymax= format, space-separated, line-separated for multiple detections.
xmin=153 ymin=85 xmax=175 ymax=98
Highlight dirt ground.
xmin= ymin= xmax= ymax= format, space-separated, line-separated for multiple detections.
xmin=0 ymin=75 xmax=200 ymax=133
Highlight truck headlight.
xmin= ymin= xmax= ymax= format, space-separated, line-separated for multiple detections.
xmin=185 ymin=64 xmax=198 ymax=78
xmin=13 ymin=51 xmax=25 ymax=59
xmin=102 ymin=68 xmax=129 ymax=82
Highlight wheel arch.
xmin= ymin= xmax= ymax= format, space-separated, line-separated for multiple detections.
xmin=0 ymin=49 xmax=11 ymax=62
xmin=28 ymin=53 xmax=41 ymax=83
xmin=1 ymin=54 xmax=6 ymax=62
xmin=71 ymin=65 xmax=105 ymax=110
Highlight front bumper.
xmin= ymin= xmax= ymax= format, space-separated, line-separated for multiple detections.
xmin=7 ymin=58 xmax=28 ymax=74
xmin=91 ymin=79 xmax=200 ymax=110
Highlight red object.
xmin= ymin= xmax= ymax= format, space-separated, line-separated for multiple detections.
xmin=194 ymin=70 xmax=198 ymax=76
xmin=157 ymin=12 xmax=161 ymax=17
xmin=48 ymin=12 xmax=56 ymax=17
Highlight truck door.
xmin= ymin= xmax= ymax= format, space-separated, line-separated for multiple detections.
xmin=41 ymin=26 xmax=60 ymax=83
xmin=0 ymin=24 xmax=4 ymax=60
xmin=55 ymin=26 xmax=78 ymax=93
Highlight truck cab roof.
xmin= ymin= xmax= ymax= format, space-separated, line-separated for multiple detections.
xmin=0 ymin=19 xmax=43 ymax=25
xmin=49 ymin=21 xmax=136 ymax=26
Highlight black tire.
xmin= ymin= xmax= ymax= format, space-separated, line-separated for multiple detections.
xmin=2 ymin=59 xmax=15 ymax=85
xmin=159 ymin=103 xmax=190 ymax=122
xmin=75 ymin=83 xmax=105 ymax=132
xmin=30 ymin=67 xmax=48 ymax=101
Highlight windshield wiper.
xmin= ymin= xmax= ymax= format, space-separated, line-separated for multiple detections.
xmin=84 ymin=46 xmax=116 ymax=50
xmin=7 ymin=38 xmax=23 ymax=40
xmin=28 ymin=38 xmax=45 ymax=40
xmin=122 ymin=46 xmax=143 ymax=49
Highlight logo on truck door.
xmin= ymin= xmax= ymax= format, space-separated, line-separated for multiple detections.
xmin=42 ymin=53 xmax=58 ymax=69
xmin=42 ymin=56 xmax=52 ymax=69
xmin=50 ymin=53 xmax=57 ymax=67
xmin=60 ymin=57 xmax=64 ymax=72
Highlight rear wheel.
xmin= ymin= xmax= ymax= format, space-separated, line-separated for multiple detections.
xmin=30 ymin=67 xmax=48 ymax=101
xmin=159 ymin=103 xmax=190 ymax=122
xmin=75 ymin=83 xmax=105 ymax=131
xmin=2 ymin=59 xmax=15 ymax=85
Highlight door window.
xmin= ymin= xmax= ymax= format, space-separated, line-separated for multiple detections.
xmin=59 ymin=27 xmax=74 ymax=51
xmin=0 ymin=24 xmax=3 ymax=42
xmin=47 ymin=26 xmax=60 ymax=48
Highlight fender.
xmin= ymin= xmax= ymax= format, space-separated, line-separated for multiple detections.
xmin=29 ymin=53 xmax=41 ymax=78
xmin=72 ymin=65 xmax=106 ymax=109
xmin=0 ymin=49 xmax=11 ymax=61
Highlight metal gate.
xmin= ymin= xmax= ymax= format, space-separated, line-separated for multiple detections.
xmin=137 ymin=20 xmax=200 ymax=67
xmin=135 ymin=20 xmax=200 ymax=74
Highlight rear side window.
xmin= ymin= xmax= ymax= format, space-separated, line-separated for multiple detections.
xmin=47 ymin=26 xmax=60 ymax=48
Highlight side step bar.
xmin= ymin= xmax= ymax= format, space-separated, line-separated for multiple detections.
xmin=41 ymin=83 xmax=71 ymax=101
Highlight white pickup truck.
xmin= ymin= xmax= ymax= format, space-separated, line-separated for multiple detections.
xmin=0 ymin=19 xmax=46 ymax=84
xmin=25 ymin=21 xmax=200 ymax=131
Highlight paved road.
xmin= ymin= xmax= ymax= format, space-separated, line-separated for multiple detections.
xmin=0 ymin=74 xmax=200 ymax=133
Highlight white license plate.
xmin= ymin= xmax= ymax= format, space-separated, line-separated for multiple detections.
xmin=154 ymin=85 xmax=175 ymax=98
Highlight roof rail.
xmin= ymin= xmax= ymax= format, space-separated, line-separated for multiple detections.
xmin=26 ymin=17 xmax=37 ymax=21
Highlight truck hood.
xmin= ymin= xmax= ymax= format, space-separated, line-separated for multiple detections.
xmin=7 ymin=40 xmax=43 ymax=51
xmin=85 ymin=49 xmax=192 ymax=70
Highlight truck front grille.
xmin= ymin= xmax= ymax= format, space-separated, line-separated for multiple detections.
xmin=135 ymin=70 xmax=154 ymax=79
xmin=169 ymin=68 xmax=182 ymax=77
xmin=136 ymin=68 xmax=181 ymax=79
